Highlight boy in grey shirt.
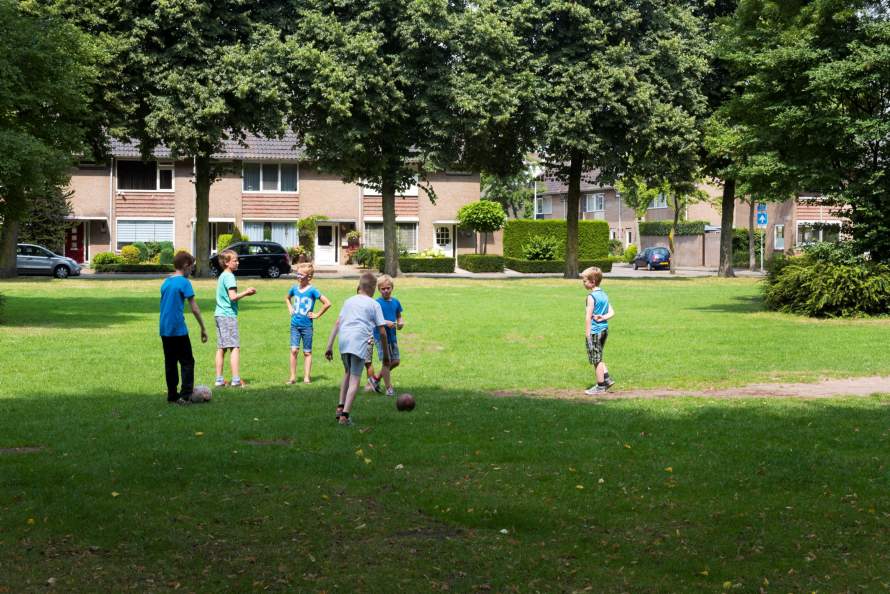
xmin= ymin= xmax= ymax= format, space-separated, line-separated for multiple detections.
xmin=325 ymin=272 xmax=391 ymax=425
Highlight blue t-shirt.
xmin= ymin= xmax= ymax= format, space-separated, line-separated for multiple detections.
xmin=373 ymin=297 xmax=403 ymax=343
xmin=288 ymin=285 xmax=323 ymax=327
xmin=159 ymin=275 xmax=195 ymax=337
xmin=589 ymin=287 xmax=609 ymax=335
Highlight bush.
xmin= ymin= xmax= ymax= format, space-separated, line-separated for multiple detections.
xmin=120 ymin=245 xmax=141 ymax=264
xmin=217 ymin=233 xmax=234 ymax=252
xmin=505 ymin=258 xmax=613 ymax=273
xmin=354 ymin=247 xmax=384 ymax=269
xmin=638 ymin=220 xmax=707 ymax=236
xmin=91 ymin=251 xmax=122 ymax=267
xmin=503 ymin=220 xmax=609 ymax=260
xmin=731 ymin=228 xmax=765 ymax=267
xmin=458 ymin=254 xmax=505 ymax=272
xmin=803 ymin=241 xmax=867 ymax=266
xmin=288 ymin=245 xmax=308 ymax=263
xmin=624 ymin=244 xmax=637 ymax=264
xmin=144 ymin=241 xmax=173 ymax=259
xmin=159 ymin=247 xmax=174 ymax=265
xmin=522 ymin=235 xmax=559 ymax=261
xmin=415 ymin=248 xmax=447 ymax=258
xmin=388 ymin=257 xmax=455 ymax=273
xmin=94 ymin=263 xmax=174 ymax=273
xmin=764 ymin=261 xmax=890 ymax=317
xmin=131 ymin=241 xmax=149 ymax=262
xmin=608 ymin=239 xmax=624 ymax=256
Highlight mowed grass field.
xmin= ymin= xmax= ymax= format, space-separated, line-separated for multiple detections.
xmin=0 ymin=276 xmax=889 ymax=593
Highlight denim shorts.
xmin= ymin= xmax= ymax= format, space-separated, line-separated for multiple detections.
xmin=290 ymin=325 xmax=313 ymax=352
xmin=375 ymin=339 xmax=399 ymax=363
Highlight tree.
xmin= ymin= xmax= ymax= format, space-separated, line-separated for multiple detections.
xmin=722 ymin=0 xmax=890 ymax=262
xmin=51 ymin=1 xmax=290 ymax=277
xmin=481 ymin=172 xmax=537 ymax=219
xmin=0 ymin=1 xmax=95 ymax=277
xmin=528 ymin=0 xmax=710 ymax=278
xmin=457 ymin=200 xmax=507 ymax=254
xmin=18 ymin=187 xmax=74 ymax=254
xmin=279 ymin=0 xmax=538 ymax=276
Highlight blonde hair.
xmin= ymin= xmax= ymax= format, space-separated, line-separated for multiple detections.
xmin=377 ymin=274 xmax=394 ymax=288
xmin=218 ymin=249 xmax=238 ymax=268
xmin=358 ymin=272 xmax=378 ymax=295
xmin=296 ymin=262 xmax=315 ymax=278
xmin=580 ymin=266 xmax=603 ymax=286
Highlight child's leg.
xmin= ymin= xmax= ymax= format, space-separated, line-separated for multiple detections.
xmin=161 ymin=337 xmax=180 ymax=401
xmin=303 ymin=352 xmax=312 ymax=383
xmin=179 ymin=335 xmax=195 ymax=396
xmin=595 ymin=361 xmax=606 ymax=384
xmin=289 ymin=348 xmax=298 ymax=382
xmin=230 ymin=347 xmax=241 ymax=381
xmin=342 ymin=373 xmax=362 ymax=414
xmin=339 ymin=372 xmax=349 ymax=406
xmin=215 ymin=348 xmax=225 ymax=381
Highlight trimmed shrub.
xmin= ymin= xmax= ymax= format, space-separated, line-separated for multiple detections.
xmin=503 ymin=219 xmax=609 ymax=260
xmin=522 ymin=235 xmax=559 ymax=261
xmin=120 ymin=245 xmax=141 ymax=264
xmin=94 ymin=263 xmax=174 ymax=273
xmin=91 ymin=251 xmax=122 ymax=267
xmin=608 ymin=239 xmax=624 ymax=256
xmin=131 ymin=241 xmax=149 ymax=262
xmin=354 ymin=247 xmax=384 ymax=269
xmin=159 ymin=247 xmax=174 ymax=265
xmin=458 ymin=254 xmax=505 ymax=272
xmin=505 ymin=258 xmax=613 ymax=273
xmin=392 ymin=257 xmax=455 ymax=273
xmin=623 ymin=244 xmax=637 ymax=264
xmin=639 ymin=220 xmax=708 ymax=236
xmin=764 ymin=261 xmax=890 ymax=317
xmin=217 ymin=233 xmax=234 ymax=252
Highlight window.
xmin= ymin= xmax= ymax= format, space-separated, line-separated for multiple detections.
xmin=535 ymin=196 xmax=553 ymax=216
xmin=647 ymin=193 xmax=668 ymax=209
xmin=774 ymin=224 xmax=785 ymax=251
xmin=243 ymin=221 xmax=297 ymax=247
xmin=797 ymin=222 xmax=841 ymax=246
xmin=242 ymin=163 xmax=299 ymax=192
xmin=362 ymin=223 xmax=417 ymax=252
xmin=584 ymin=193 xmax=605 ymax=213
xmin=117 ymin=161 xmax=174 ymax=191
xmin=609 ymin=229 xmax=618 ymax=241
xmin=116 ymin=220 xmax=173 ymax=249
xmin=625 ymin=229 xmax=633 ymax=245
xmin=364 ymin=223 xmax=384 ymax=249
xmin=435 ymin=226 xmax=451 ymax=246
xmin=248 ymin=244 xmax=271 ymax=255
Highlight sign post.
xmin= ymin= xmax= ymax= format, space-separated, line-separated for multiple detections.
xmin=756 ymin=203 xmax=768 ymax=272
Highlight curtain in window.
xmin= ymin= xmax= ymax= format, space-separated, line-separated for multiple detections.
xmin=397 ymin=223 xmax=417 ymax=252
xmin=243 ymin=164 xmax=260 ymax=192
xmin=262 ymin=164 xmax=278 ymax=191
xmin=243 ymin=222 xmax=264 ymax=241
xmin=364 ymin=223 xmax=384 ymax=249
xmin=280 ymin=165 xmax=298 ymax=192
xmin=118 ymin=161 xmax=157 ymax=190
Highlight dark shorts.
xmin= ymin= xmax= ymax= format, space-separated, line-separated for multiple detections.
xmin=586 ymin=331 xmax=608 ymax=366
xmin=290 ymin=325 xmax=313 ymax=352
xmin=341 ymin=353 xmax=366 ymax=377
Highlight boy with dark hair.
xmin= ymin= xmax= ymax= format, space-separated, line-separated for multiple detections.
xmin=159 ymin=251 xmax=207 ymax=405
xmin=580 ymin=266 xmax=615 ymax=395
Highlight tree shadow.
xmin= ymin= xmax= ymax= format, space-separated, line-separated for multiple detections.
xmin=692 ymin=293 xmax=765 ymax=313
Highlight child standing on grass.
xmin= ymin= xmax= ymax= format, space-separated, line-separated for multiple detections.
xmin=581 ymin=266 xmax=615 ymax=395
xmin=364 ymin=274 xmax=404 ymax=396
xmin=159 ymin=251 xmax=208 ymax=405
xmin=325 ymin=272 xmax=390 ymax=426
xmin=285 ymin=262 xmax=331 ymax=384
xmin=214 ymin=249 xmax=256 ymax=388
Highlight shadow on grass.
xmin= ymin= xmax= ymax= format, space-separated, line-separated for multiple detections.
xmin=692 ymin=293 xmax=766 ymax=314
xmin=0 ymin=294 xmax=161 ymax=328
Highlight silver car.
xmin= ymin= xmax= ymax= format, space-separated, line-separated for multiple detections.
xmin=16 ymin=244 xmax=81 ymax=278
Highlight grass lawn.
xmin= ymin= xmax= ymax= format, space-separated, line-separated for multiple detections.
xmin=0 ymin=276 xmax=888 ymax=593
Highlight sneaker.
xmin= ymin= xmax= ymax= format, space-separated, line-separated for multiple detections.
xmin=214 ymin=380 xmax=227 ymax=388
xmin=168 ymin=397 xmax=190 ymax=406
xmin=230 ymin=380 xmax=248 ymax=389
xmin=385 ymin=387 xmax=395 ymax=397
xmin=368 ymin=376 xmax=382 ymax=394
xmin=603 ymin=377 xmax=615 ymax=390
xmin=584 ymin=385 xmax=607 ymax=395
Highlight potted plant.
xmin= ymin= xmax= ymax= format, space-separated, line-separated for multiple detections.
xmin=346 ymin=229 xmax=362 ymax=248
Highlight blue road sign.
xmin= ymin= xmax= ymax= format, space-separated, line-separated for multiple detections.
xmin=757 ymin=212 xmax=768 ymax=227
xmin=756 ymin=202 xmax=767 ymax=213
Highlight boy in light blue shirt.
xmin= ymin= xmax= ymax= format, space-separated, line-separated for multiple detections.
xmin=214 ymin=249 xmax=256 ymax=388
xmin=285 ymin=262 xmax=331 ymax=384
xmin=364 ymin=274 xmax=404 ymax=396
xmin=581 ymin=266 xmax=615 ymax=395
xmin=159 ymin=251 xmax=207 ymax=404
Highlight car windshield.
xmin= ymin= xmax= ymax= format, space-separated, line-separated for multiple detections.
xmin=652 ymin=248 xmax=669 ymax=256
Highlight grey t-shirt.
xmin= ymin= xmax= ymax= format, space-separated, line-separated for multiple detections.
xmin=337 ymin=294 xmax=386 ymax=358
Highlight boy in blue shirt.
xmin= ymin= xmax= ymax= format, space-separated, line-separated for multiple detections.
xmin=364 ymin=274 xmax=404 ymax=396
xmin=214 ymin=249 xmax=256 ymax=388
xmin=159 ymin=251 xmax=207 ymax=405
xmin=285 ymin=262 xmax=331 ymax=384
xmin=581 ymin=266 xmax=615 ymax=395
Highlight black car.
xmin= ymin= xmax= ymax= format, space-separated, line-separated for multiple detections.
xmin=633 ymin=247 xmax=671 ymax=271
xmin=210 ymin=241 xmax=291 ymax=278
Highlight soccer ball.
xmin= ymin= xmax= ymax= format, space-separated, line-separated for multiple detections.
xmin=396 ymin=393 xmax=416 ymax=412
xmin=190 ymin=385 xmax=212 ymax=403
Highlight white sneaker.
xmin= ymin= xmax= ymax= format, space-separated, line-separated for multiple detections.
xmin=584 ymin=385 xmax=607 ymax=395
xmin=385 ymin=387 xmax=395 ymax=397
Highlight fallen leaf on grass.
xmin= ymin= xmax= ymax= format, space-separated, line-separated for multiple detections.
xmin=355 ymin=449 xmax=364 ymax=457
xmin=363 ymin=458 xmax=372 ymax=465
xmin=499 ymin=529 xmax=509 ymax=534
xmin=576 ymin=485 xmax=584 ymax=490
xmin=26 ymin=518 xmax=35 ymax=525
xmin=665 ymin=467 xmax=673 ymax=473
xmin=624 ymin=444 xmax=631 ymax=449
xmin=111 ymin=492 xmax=120 ymax=498
xmin=194 ymin=432 xmax=204 ymax=437
xmin=395 ymin=464 xmax=404 ymax=470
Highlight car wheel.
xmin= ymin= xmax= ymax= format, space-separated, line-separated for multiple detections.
xmin=648 ymin=263 xmax=654 ymax=271
xmin=266 ymin=265 xmax=281 ymax=279
xmin=53 ymin=265 xmax=70 ymax=279
xmin=633 ymin=262 xmax=638 ymax=270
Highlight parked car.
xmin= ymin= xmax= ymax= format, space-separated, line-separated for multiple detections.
xmin=209 ymin=241 xmax=291 ymax=278
xmin=633 ymin=247 xmax=671 ymax=271
xmin=16 ymin=244 xmax=81 ymax=278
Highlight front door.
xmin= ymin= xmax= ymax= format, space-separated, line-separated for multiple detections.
xmin=65 ymin=222 xmax=86 ymax=263
xmin=316 ymin=223 xmax=337 ymax=265
xmin=434 ymin=225 xmax=454 ymax=257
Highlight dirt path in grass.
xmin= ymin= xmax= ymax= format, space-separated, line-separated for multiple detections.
xmin=493 ymin=376 xmax=890 ymax=402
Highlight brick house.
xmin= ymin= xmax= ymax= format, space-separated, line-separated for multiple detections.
xmin=64 ymin=133 xmax=491 ymax=264
xmin=733 ymin=195 xmax=846 ymax=256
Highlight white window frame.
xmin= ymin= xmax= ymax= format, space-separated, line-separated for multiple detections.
xmin=647 ymin=193 xmax=668 ymax=209
xmin=362 ymin=222 xmax=418 ymax=253
xmin=115 ymin=217 xmax=175 ymax=249
xmin=242 ymin=162 xmax=300 ymax=193
xmin=584 ymin=193 xmax=605 ymax=213
xmin=536 ymin=196 xmax=553 ymax=216
xmin=796 ymin=221 xmax=842 ymax=246
xmin=774 ymin=224 xmax=785 ymax=251
xmin=116 ymin=160 xmax=175 ymax=193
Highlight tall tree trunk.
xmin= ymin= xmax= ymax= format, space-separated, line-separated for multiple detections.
xmin=669 ymin=193 xmax=680 ymax=275
xmin=0 ymin=190 xmax=26 ymax=278
xmin=381 ymin=171 xmax=400 ymax=277
xmin=564 ymin=150 xmax=583 ymax=279
xmin=718 ymin=178 xmax=736 ymax=277
xmin=194 ymin=155 xmax=212 ymax=278
xmin=748 ymin=199 xmax=756 ymax=271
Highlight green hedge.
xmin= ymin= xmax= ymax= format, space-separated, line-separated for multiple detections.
xmin=764 ymin=261 xmax=890 ymax=317
xmin=505 ymin=258 xmax=613 ymax=273
xmin=394 ymin=257 xmax=455 ymax=273
xmin=503 ymin=219 xmax=609 ymax=260
xmin=458 ymin=254 xmax=505 ymax=272
xmin=638 ymin=220 xmax=708 ymax=236
xmin=95 ymin=263 xmax=175 ymax=273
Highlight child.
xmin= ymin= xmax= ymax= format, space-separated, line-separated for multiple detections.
xmin=365 ymin=274 xmax=404 ymax=396
xmin=285 ymin=262 xmax=331 ymax=384
xmin=325 ymin=272 xmax=390 ymax=425
xmin=214 ymin=249 xmax=256 ymax=388
xmin=581 ymin=266 xmax=615 ymax=395
xmin=159 ymin=251 xmax=208 ymax=405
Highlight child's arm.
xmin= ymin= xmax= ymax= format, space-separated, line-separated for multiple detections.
xmin=377 ymin=326 xmax=391 ymax=366
xmin=285 ymin=292 xmax=294 ymax=316
xmin=229 ymin=286 xmax=257 ymax=302
xmin=187 ymin=296 xmax=208 ymax=343
xmin=324 ymin=318 xmax=341 ymax=360
xmin=596 ymin=304 xmax=616 ymax=322
xmin=585 ymin=295 xmax=594 ymax=337
xmin=396 ymin=314 xmax=404 ymax=330
xmin=309 ymin=295 xmax=332 ymax=319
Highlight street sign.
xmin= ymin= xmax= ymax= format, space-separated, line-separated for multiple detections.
xmin=756 ymin=202 xmax=767 ymax=213
xmin=757 ymin=212 xmax=768 ymax=227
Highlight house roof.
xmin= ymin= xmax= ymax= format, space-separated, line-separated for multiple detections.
xmin=538 ymin=169 xmax=614 ymax=195
xmin=109 ymin=132 xmax=305 ymax=161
